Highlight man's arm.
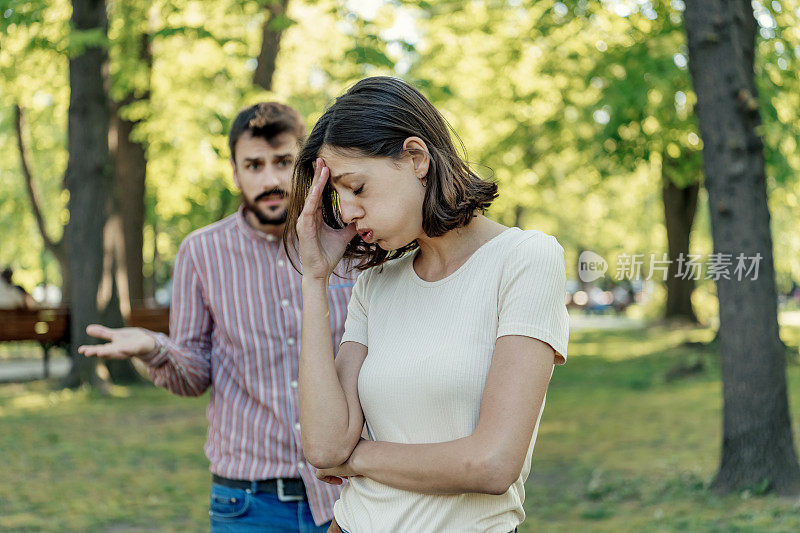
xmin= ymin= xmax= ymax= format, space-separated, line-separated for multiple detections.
xmin=80 ymin=239 xmax=213 ymax=397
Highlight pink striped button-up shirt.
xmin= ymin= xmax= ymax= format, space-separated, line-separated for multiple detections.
xmin=141 ymin=206 xmax=356 ymax=525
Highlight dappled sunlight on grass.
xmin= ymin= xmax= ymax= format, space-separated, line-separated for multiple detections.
xmin=521 ymin=323 xmax=800 ymax=532
xmin=568 ymin=323 xmax=717 ymax=360
xmin=4 ymin=324 xmax=800 ymax=531
xmin=0 ymin=385 xmax=80 ymax=416
xmin=1 ymin=383 xmax=208 ymax=531
xmin=0 ymin=383 xmax=132 ymax=417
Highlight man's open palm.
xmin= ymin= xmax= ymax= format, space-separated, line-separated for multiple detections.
xmin=78 ymin=325 xmax=156 ymax=359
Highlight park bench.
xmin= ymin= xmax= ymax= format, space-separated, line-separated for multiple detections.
xmin=0 ymin=308 xmax=70 ymax=378
xmin=127 ymin=306 xmax=170 ymax=335
xmin=0 ymin=306 xmax=170 ymax=379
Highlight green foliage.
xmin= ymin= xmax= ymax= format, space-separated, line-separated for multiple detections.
xmin=0 ymin=0 xmax=70 ymax=288
xmin=65 ymin=27 xmax=110 ymax=56
xmin=266 ymin=13 xmax=296 ymax=31
xmin=0 ymin=0 xmax=798 ymax=297
xmin=346 ymin=42 xmax=395 ymax=69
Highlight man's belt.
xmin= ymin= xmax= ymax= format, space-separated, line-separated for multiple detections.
xmin=212 ymin=474 xmax=307 ymax=501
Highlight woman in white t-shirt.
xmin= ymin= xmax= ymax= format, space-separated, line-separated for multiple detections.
xmin=284 ymin=77 xmax=569 ymax=533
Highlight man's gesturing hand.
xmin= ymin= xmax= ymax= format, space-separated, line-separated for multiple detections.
xmin=78 ymin=325 xmax=156 ymax=359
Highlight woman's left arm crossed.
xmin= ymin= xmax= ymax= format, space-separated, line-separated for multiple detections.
xmin=315 ymin=335 xmax=556 ymax=495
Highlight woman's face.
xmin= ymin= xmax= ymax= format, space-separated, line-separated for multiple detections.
xmin=318 ymin=144 xmax=427 ymax=251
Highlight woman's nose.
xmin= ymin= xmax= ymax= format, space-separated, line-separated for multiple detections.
xmin=339 ymin=198 xmax=363 ymax=224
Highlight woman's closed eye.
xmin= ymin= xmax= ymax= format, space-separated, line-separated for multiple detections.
xmin=353 ymin=185 xmax=364 ymax=196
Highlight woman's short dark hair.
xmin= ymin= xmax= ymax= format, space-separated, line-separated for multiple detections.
xmin=284 ymin=76 xmax=498 ymax=271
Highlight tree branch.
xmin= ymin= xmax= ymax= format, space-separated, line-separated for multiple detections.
xmin=13 ymin=104 xmax=61 ymax=255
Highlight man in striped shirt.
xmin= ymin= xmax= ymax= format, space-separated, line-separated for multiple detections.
xmin=79 ymin=102 xmax=356 ymax=531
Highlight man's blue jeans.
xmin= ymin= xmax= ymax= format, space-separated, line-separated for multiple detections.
xmin=209 ymin=482 xmax=331 ymax=532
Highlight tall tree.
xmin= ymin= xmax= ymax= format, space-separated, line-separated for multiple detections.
xmin=661 ymin=175 xmax=699 ymax=321
xmin=586 ymin=0 xmax=703 ymax=323
xmin=253 ymin=0 xmax=291 ymax=91
xmin=684 ymin=0 xmax=800 ymax=493
xmin=108 ymin=0 xmax=154 ymax=310
xmin=62 ymin=0 xmax=113 ymax=388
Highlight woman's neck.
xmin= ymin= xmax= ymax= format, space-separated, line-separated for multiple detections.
xmin=413 ymin=215 xmax=508 ymax=281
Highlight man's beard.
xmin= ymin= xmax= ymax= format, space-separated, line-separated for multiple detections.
xmin=243 ymin=189 xmax=288 ymax=226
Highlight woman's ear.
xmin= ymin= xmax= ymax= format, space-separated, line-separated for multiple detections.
xmin=402 ymin=137 xmax=431 ymax=182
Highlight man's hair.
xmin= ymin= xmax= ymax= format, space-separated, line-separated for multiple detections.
xmin=228 ymin=102 xmax=306 ymax=162
xmin=284 ymin=76 xmax=498 ymax=271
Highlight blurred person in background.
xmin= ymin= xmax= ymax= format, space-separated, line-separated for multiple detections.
xmin=80 ymin=102 xmax=357 ymax=532
xmin=0 ymin=267 xmax=34 ymax=309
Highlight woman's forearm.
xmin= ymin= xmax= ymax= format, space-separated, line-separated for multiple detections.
xmin=299 ymin=278 xmax=354 ymax=467
xmin=350 ymin=437 xmax=518 ymax=495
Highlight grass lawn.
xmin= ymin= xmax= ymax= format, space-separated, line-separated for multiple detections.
xmin=2 ymin=321 xmax=800 ymax=532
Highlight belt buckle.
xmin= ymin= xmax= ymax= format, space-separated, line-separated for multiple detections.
xmin=276 ymin=479 xmax=304 ymax=502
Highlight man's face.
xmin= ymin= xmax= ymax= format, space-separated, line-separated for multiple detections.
xmin=232 ymin=130 xmax=298 ymax=226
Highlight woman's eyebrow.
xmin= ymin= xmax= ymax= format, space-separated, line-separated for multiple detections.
xmin=330 ymin=172 xmax=356 ymax=183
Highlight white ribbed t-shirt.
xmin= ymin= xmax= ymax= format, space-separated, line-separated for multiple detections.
xmin=333 ymin=227 xmax=569 ymax=533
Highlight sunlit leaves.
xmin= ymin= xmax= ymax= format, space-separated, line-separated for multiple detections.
xmin=1 ymin=0 xmax=798 ymax=292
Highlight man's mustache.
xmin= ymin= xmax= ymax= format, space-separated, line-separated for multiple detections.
xmin=254 ymin=189 xmax=288 ymax=202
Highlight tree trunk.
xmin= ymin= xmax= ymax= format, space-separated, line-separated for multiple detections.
xmin=103 ymin=15 xmax=152 ymax=383
xmin=684 ymin=0 xmax=800 ymax=494
xmin=661 ymin=176 xmax=699 ymax=323
xmin=111 ymin=98 xmax=147 ymax=309
xmin=110 ymin=26 xmax=151 ymax=309
xmin=62 ymin=0 xmax=112 ymax=389
xmin=253 ymin=0 xmax=290 ymax=91
xmin=97 ymin=209 xmax=142 ymax=383
xmin=147 ymin=219 xmax=159 ymax=303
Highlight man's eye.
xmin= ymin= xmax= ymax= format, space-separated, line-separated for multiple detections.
xmin=278 ymin=160 xmax=292 ymax=168
xmin=353 ymin=185 xmax=364 ymax=196
xmin=248 ymin=162 xmax=262 ymax=170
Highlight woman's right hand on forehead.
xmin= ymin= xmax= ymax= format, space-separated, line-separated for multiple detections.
xmin=297 ymin=158 xmax=358 ymax=281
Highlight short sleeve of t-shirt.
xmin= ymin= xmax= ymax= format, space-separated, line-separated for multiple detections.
xmin=340 ymin=266 xmax=371 ymax=348
xmin=497 ymin=232 xmax=570 ymax=364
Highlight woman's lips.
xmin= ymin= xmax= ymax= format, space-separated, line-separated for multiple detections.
xmin=360 ymin=230 xmax=374 ymax=243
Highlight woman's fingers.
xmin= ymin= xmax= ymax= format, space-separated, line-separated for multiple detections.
xmin=304 ymin=160 xmax=328 ymax=212
xmin=299 ymin=160 xmax=326 ymax=225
